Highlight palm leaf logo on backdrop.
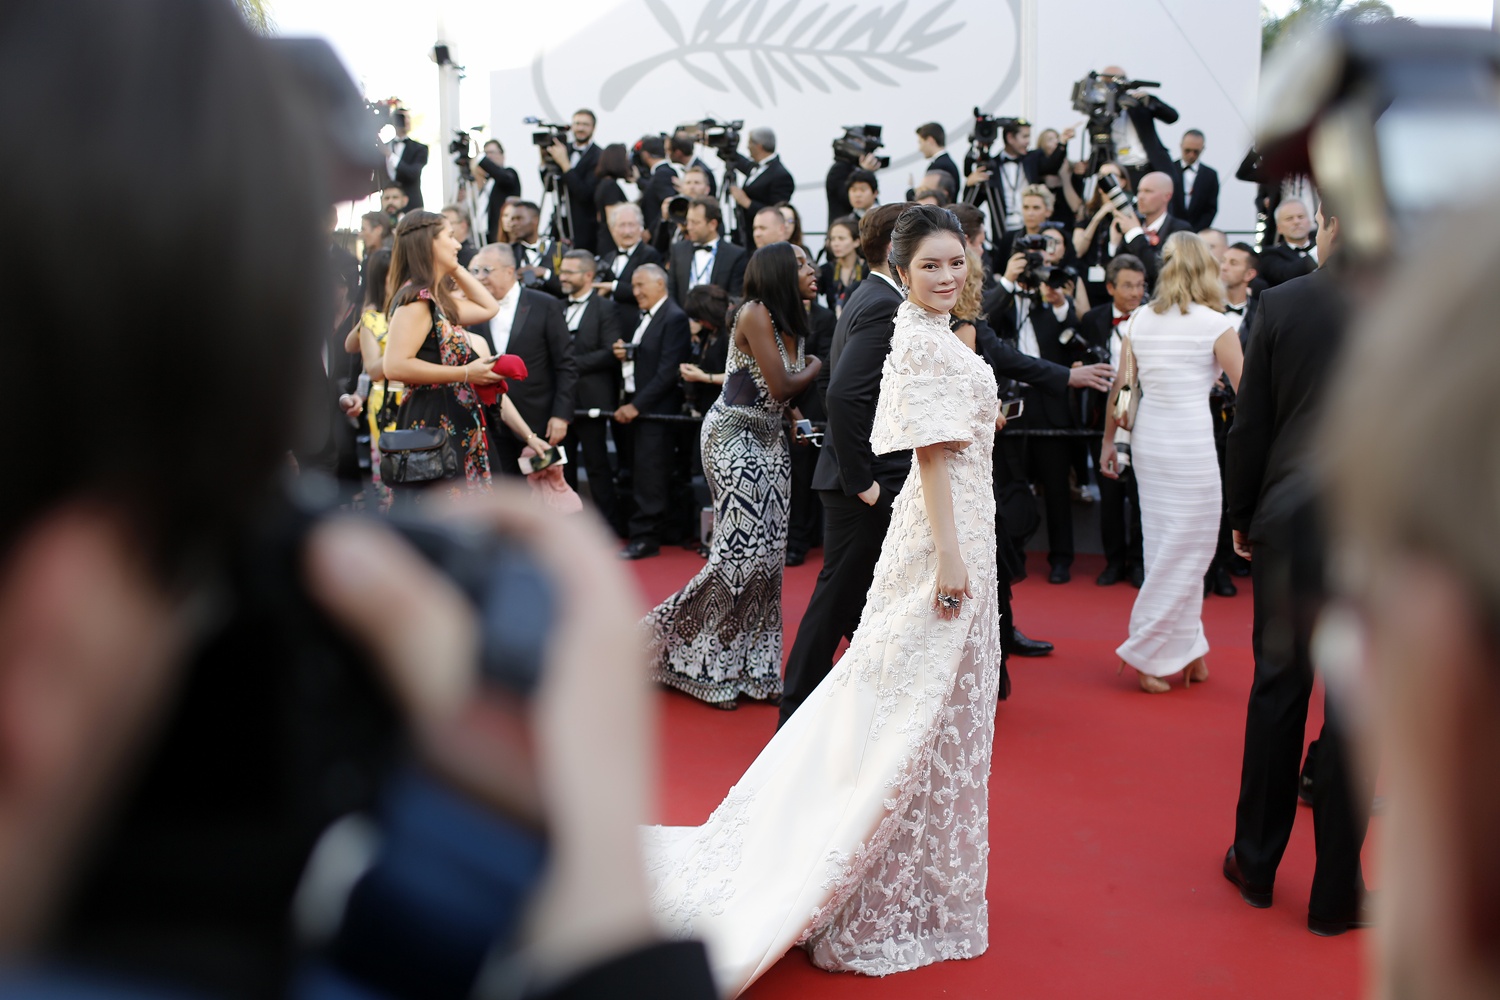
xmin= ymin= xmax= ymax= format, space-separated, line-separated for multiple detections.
xmin=600 ymin=0 xmax=967 ymax=110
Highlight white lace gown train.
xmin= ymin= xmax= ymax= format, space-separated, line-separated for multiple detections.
xmin=643 ymin=302 xmax=1002 ymax=996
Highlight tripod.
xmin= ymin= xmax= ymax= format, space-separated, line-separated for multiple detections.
xmin=539 ymin=165 xmax=574 ymax=248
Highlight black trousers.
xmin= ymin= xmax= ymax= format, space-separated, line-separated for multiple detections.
xmin=1208 ymin=395 xmax=1236 ymax=574
xmin=1006 ymin=435 xmax=1074 ymax=567
xmin=1088 ymin=436 xmax=1143 ymax=570
xmin=487 ymin=418 xmax=527 ymax=480
xmin=1233 ymin=542 xmax=1371 ymax=918
xmin=777 ymin=486 xmax=895 ymax=728
xmin=626 ymin=419 xmax=675 ymax=546
xmin=786 ymin=439 xmax=822 ymax=556
xmin=565 ymin=415 xmax=618 ymax=526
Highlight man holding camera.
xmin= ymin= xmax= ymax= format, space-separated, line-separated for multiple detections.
xmin=669 ymin=130 xmax=717 ymax=197
xmin=653 ymin=166 xmax=713 ymax=254
xmin=1098 ymin=64 xmax=1179 ymax=186
xmin=559 ymin=249 xmax=624 ymax=523
xmin=384 ymin=107 xmax=428 ymax=209
xmin=725 ymin=128 xmax=794 ymax=248
xmin=964 ymin=118 xmax=1073 ymax=255
xmin=472 ymin=138 xmax=522 ymax=244
xmin=988 ymin=244 xmax=1084 ymax=583
xmin=668 ymin=197 xmax=745 ymax=304
xmin=1106 ymin=170 xmax=1190 ymax=288
xmin=635 ymin=135 xmax=678 ymax=235
xmin=543 ymin=109 xmax=602 ymax=253
xmin=1078 ymin=255 xmax=1148 ymax=587
xmin=825 ymin=140 xmax=884 ymax=221
xmin=907 ymin=122 xmax=962 ymax=200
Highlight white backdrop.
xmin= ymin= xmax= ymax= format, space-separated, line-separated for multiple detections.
xmin=483 ymin=0 xmax=1261 ymax=243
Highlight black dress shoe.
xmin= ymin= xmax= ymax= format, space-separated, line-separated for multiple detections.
xmin=785 ymin=549 xmax=806 ymax=567
xmin=1096 ymin=564 xmax=1124 ymax=587
xmin=1298 ymin=771 xmax=1315 ymax=807
xmin=1128 ymin=565 xmax=1145 ymax=588
xmin=1223 ymin=847 xmax=1274 ymax=908
xmin=1308 ymin=894 xmax=1376 ymax=937
xmin=619 ymin=541 xmax=660 ymax=560
xmin=1048 ymin=564 xmax=1070 ymax=584
xmin=1011 ymin=629 xmax=1054 ymax=657
xmin=997 ymin=662 xmax=1012 ymax=701
xmin=1212 ymin=567 xmax=1238 ymax=597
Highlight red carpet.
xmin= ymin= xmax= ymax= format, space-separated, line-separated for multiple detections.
xmin=630 ymin=547 xmax=1371 ymax=999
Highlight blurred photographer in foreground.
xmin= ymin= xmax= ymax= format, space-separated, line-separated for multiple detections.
xmin=0 ymin=2 xmax=713 ymax=998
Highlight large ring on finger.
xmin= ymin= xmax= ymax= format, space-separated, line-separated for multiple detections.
xmin=938 ymin=594 xmax=961 ymax=610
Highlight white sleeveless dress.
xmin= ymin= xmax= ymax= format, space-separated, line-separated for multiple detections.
xmin=1116 ymin=302 xmax=1236 ymax=676
xmin=642 ymin=301 xmax=1003 ymax=996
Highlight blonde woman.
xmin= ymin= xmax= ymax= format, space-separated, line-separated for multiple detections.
xmin=1101 ymin=232 xmax=1244 ymax=692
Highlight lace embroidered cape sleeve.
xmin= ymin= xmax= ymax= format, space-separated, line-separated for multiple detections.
xmin=869 ymin=311 xmax=975 ymax=456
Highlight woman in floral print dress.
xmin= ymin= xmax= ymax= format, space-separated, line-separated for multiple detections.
xmin=381 ymin=210 xmax=506 ymax=499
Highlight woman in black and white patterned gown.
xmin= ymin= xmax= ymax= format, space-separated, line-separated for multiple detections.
xmin=645 ymin=243 xmax=824 ymax=708
xmin=643 ymin=206 xmax=1005 ymax=995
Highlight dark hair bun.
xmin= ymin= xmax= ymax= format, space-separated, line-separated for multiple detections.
xmin=888 ymin=204 xmax=964 ymax=275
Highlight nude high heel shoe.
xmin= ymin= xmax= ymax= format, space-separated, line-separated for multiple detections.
xmin=1183 ymin=657 xmax=1210 ymax=688
xmin=1119 ymin=659 xmax=1171 ymax=693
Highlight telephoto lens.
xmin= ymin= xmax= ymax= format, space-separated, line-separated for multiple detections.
xmin=1098 ymin=172 xmax=1132 ymax=212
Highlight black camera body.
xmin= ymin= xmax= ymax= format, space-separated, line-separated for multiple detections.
xmin=690 ymin=117 xmax=744 ymax=159
xmin=832 ymin=124 xmax=889 ymax=168
xmin=1013 ymin=231 xmax=1078 ymax=292
xmin=969 ymin=109 xmax=1026 ymax=172
xmin=666 ymin=195 xmax=691 ymax=226
xmin=1071 ymin=72 xmax=1160 ymax=168
xmin=524 ymin=116 xmax=570 ymax=149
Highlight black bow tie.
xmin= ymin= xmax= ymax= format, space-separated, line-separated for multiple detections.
xmin=1001 ymin=155 xmax=1022 ymax=165
xmin=694 ymin=243 xmax=715 ymax=252
xmin=1289 ymin=243 xmax=1311 ymax=253
xmin=1225 ymin=304 xmax=1244 ymax=315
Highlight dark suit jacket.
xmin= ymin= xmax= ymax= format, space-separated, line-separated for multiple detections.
xmin=1123 ymin=96 xmax=1180 ymax=175
xmin=1257 ymin=242 xmax=1318 ymax=289
xmin=1114 ymin=213 xmax=1194 ymax=289
xmin=731 ymin=154 xmax=795 ymax=246
xmin=475 ymin=158 xmax=522 ymax=244
xmin=1226 ymin=266 xmax=1346 ymax=549
xmin=1170 ymin=160 xmax=1219 ymax=231
xmin=387 ymin=138 xmax=429 ymax=209
xmin=469 ymin=288 xmax=578 ymax=435
xmin=797 ymin=301 xmax=836 ymax=421
xmin=627 ymin=298 xmax=692 ymax=415
xmin=596 ymin=241 xmax=664 ymax=314
xmin=825 ymin=160 xmax=858 ymax=222
xmin=814 ymin=274 xmax=906 ymax=495
xmin=513 ymin=238 xmax=568 ymax=299
xmin=668 ymin=237 xmax=746 ymax=303
xmin=974 ymin=318 xmax=1069 ymax=399
xmin=962 ymin=144 xmax=1067 ymax=243
xmin=987 ymin=287 xmax=1079 ymax=427
xmin=639 ymin=162 xmax=678 ymax=233
xmin=561 ymin=142 xmax=601 ymax=252
xmin=1226 ymin=295 xmax=1258 ymax=349
xmin=567 ymin=292 xmax=623 ymax=410
xmin=904 ymin=151 xmax=963 ymax=201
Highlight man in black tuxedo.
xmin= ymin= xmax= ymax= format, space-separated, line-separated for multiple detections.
xmin=1224 ymin=202 xmax=1372 ymax=936
xmin=557 ymin=249 xmax=624 ymax=525
xmin=986 ymin=251 xmax=1082 ymax=583
xmin=384 ymin=110 xmax=428 ymax=209
xmin=669 ymin=130 xmax=717 ymax=197
xmin=906 ymin=122 xmax=961 ymax=200
xmin=963 ymin=119 xmax=1073 ymax=253
xmin=1105 ymin=171 xmax=1192 ymax=289
xmin=379 ymin=183 xmax=409 ymax=224
xmin=786 ymin=298 xmax=836 ymax=566
xmin=667 ymin=197 xmax=746 ymax=303
xmin=635 ymin=135 xmax=679 ymax=235
xmin=1221 ymin=242 xmax=1259 ymax=346
xmin=504 ymin=201 xmax=567 ymax=299
xmin=594 ymin=203 xmax=664 ymax=320
xmin=614 ymin=264 xmax=691 ymax=559
xmin=652 ymin=165 xmax=713 ymax=255
xmin=1099 ymin=64 xmax=1179 ymax=185
xmin=778 ymin=204 xmax=907 ymax=727
xmin=473 ymin=139 xmax=522 ymax=244
xmin=1258 ymin=199 xmax=1319 ymax=288
xmin=542 ymin=109 xmax=602 ymax=252
xmin=1170 ymin=129 xmax=1219 ymax=231
xmin=1202 ymin=242 xmax=1260 ymax=596
xmin=725 ymin=127 xmax=795 ymax=247
xmin=1078 ymin=256 xmax=1147 ymax=587
xmin=467 ymin=243 xmax=578 ymax=477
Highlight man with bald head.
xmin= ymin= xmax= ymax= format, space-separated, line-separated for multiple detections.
xmin=1106 ymin=169 xmax=1190 ymax=289
xmin=724 ymin=126 xmax=795 ymax=247
xmin=612 ymin=262 xmax=691 ymax=558
xmin=467 ymin=242 xmax=577 ymax=476
xmin=1099 ymin=64 xmax=1179 ymax=185
xmin=1257 ymin=199 xmax=1319 ymax=289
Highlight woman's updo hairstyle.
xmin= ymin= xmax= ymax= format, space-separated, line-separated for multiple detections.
xmin=888 ymin=204 xmax=965 ymax=281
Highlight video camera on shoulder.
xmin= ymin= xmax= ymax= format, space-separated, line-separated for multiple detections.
xmin=1071 ymin=71 xmax=1160 ymax=168
xmin=685 ymin=117 xmax=744 ymax=159
xmin=969 ymin=109 xmax=1025 ymax=171
xmin=833 ymin=124 xmax=889 ymax=168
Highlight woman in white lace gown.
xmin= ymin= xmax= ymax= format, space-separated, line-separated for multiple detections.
xmin=643 ymin=206 xmax=1004 ymax=996
xmin=1102 ymin=232 xmax=1243 ymax=692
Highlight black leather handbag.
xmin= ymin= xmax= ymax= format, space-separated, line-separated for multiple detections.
xmin=377 ymin=426 xmax=459 ymax=485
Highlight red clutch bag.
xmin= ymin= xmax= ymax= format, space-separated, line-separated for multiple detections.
xmin=476 ymin=354 xmax=529 ymax=405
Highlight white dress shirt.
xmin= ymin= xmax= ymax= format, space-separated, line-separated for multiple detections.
xmin=564 ymin=292 xmax=591 ymax=332
xmin=689 ymin=241 xmax=719 ymax=287
xmin=743 ymin=153 xmax=779 ymax=189
xmin=622 ymin=295 xmax=665 ymax=394
xmin=1222 ymin=295 xmax=1248 ymax=334
xmin=487 ymin=281 xmax=522 ymax=355
xmin=611 ymin=241 xmax=639 ymax=279
xmin=997 ymin=276 xmax=1070 ymax=360
xmin=1180 ymin=161 xmax=1198 ymax=201
xmin=386 ymin=138 xmax=406 ymax=179
xmin=1111 ymin=113 xmax=1148 ymax=168
xmin=1108 ymin=305 xmax=1135 ymax=368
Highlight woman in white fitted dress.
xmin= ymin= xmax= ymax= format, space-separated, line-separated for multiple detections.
xmin=1101 ymin=232 xmax=1244 ymax=693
